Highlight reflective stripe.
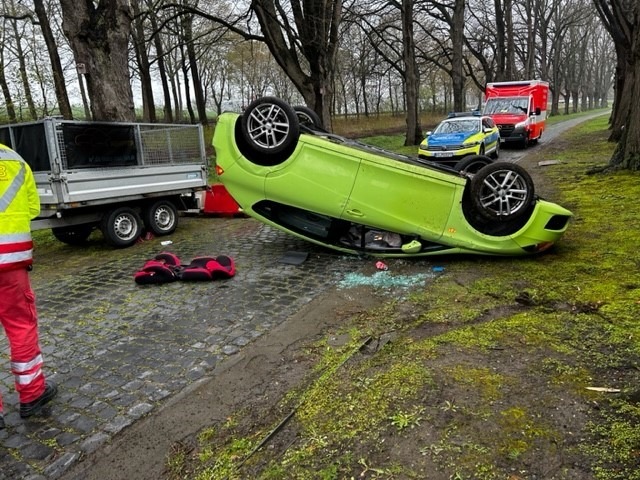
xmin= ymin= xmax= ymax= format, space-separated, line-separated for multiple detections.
xmin=0 ymin=250 xmax=33 ymax=264
xmin=0 ymin=232 xmax=33 ymax=244
xmin=15 ymin=368 xmax=43 ymax=385
xmin=0 ymin=162 xmax=26 ymax=212
xmin=11 ymin=354 xmax=43 ymax=372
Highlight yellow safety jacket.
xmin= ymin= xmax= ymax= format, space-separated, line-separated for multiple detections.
xmin=0 ymin=144 xmax=40 ymax=271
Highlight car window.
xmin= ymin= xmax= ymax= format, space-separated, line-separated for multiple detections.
xmin=434 ymin=119 xmax=479 ymax=134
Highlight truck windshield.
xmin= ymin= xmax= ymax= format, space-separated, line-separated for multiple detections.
xmin=483 ymin=97 xmax=528 ymax=115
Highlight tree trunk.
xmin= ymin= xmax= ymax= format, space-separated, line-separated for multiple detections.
xmin=59 ymin=0 xmax=135 ymax=121
xmin=9 ymin=17 xmax=38 ymax=120
xmin=0 ymin=45 xmax=16 ymax=122
xmin=146 ymin=0 xmax=173 ymax=122
xmin=131 ymin=0 xmax=156 ymax=122
xmin=402 ymin=0 xmax=422 ymax=146
xmin=251 ymin=0 xmax=342 ymax=130
xmin=451 ymin=0 xmax=466 ymax=111
xmin=182 ymin=13 xmax=208 ymax=125
xmin=33 ymin=0 xmax=73 ymax=119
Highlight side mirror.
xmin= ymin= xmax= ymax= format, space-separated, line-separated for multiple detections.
xmin=534 ymin=107 xmax=541 ymax=116
xmin=426 ymin=131 xmax=432 ymax=136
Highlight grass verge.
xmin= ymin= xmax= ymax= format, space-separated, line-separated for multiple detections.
xmin=173 ymin=115 xmax=639 ymax=480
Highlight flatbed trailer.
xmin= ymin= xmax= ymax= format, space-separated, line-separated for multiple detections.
xmin=0 ymin=118 xmax=208 ymax=247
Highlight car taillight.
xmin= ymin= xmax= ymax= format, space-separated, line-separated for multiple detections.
xmin=215 ymin=165 xmax=224 ymax=176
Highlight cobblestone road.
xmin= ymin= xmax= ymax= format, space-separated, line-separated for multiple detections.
xmin=0 ymin=215 xmax=367 ymax=479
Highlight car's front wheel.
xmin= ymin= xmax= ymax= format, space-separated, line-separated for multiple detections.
xmin=237 ymin=97 xmax=300 ymax=166
xmin=470 ymin=162 xmax=534 ymax=221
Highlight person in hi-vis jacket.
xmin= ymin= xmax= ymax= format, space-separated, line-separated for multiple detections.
xmin=0 ymin=143 xmax=57 ymax=429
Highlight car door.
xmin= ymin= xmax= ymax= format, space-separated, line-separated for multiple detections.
xmin=264 ymin=135 xmax=361 ymax=219
xmin=342 ymin=152 xmax=461 ymax=241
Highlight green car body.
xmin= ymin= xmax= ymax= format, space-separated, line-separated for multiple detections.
xmin=213 ymin=100 xmax=572 ymax=257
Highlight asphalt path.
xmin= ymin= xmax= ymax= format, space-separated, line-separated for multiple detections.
xmin=498 ymin=110 xmax=610 ymax=164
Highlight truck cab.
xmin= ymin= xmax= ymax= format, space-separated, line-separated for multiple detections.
xmin=482 ymin=80 xmax=549 ymax=148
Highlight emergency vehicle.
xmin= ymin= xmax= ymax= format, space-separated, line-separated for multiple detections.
xmin=482 ymin=80 xmax=549 ymax=148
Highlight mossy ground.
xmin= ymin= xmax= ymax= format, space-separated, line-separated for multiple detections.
xmin=166 ymin=116 xmax=640 ymax=480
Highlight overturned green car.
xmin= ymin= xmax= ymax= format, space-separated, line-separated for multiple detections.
xmin=212 ymin=97 xmax=571 ymax=257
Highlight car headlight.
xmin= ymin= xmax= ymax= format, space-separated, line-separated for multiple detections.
xmin=514 ymin=121 xmax=527 ymax=130
xmin=462 ymin=140 xmax=480 ymax=147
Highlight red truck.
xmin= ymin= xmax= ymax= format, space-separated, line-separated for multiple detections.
xmin=482 ymin=80 xmax=549 ymax=148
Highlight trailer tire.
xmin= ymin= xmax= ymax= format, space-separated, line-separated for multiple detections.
xmin=144 ymin=200 xmax=178 ymax=236
xmin=100 ymin=207 xmax=143 ymax=248
xmin=51 ymin=224 xmax=95 ymax=246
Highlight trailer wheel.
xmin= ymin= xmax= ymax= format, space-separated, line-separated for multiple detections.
xmin=100 ymin=207 xmax=143 ymax=248
xmin=144 ymin=200 xmax=178 ymax=236
xmin=51 ymin=224 xmax=95 ymax=246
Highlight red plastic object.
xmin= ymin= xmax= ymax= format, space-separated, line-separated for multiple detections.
xmin=203 ymin=184 xmax=242 ymax=215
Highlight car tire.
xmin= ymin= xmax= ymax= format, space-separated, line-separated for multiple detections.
xmin=470 ymin=162 xmax=535 ymax=221
xmin=51 ymin=224 xmax=95 ymax=246
xmin=238 ymin=97 xmax=300 ymax=166
xmin=143 ymin=200 xmax=178 ymax=236
xmin=454 ymin=155 xmax=493 ymax=174
xmin=100 ymin=207 xmax=143 ymax=248
xmin=293 ymin=105 xmax=324 ymax=131
xmin=491 ymin=140 xmax=500 ymax=159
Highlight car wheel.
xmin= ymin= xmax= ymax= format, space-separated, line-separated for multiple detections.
xmin=51 ymin=224 xmax=94 ymax=246
xmin=293 ymin=105 xmax=323 ymax=130
xmin=238 ymin=97 xmax=300 ymax=165
xmin=144 ymin=200 xmax=178 ymax=236
xmin=470 ymin=162 xmax=535 ymax=221
xmin=100 ymin=207 xmax=143 ymax=248
xmin=454 ymin=155 xmax=493 ymax=174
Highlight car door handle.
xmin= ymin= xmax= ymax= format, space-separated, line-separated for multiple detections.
xmin=346 ymin=209 xmax=364 ymax=217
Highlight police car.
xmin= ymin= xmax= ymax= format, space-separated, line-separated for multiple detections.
xmin=418 ymin=112 xmax=500 ymax=167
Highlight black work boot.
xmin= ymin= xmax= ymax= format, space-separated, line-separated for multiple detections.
xmin=20 ymin=382 xmax=58 ymax=418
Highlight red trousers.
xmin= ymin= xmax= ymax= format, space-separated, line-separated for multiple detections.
xmin=0 ymin=268 xmax=46 ymax=411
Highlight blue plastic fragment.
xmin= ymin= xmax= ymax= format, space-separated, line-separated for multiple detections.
xmin=432 ymin=266 xmax=445 ymax=273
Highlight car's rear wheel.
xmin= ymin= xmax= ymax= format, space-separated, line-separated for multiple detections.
xmin=293 ymin=105 xmax=323 ymax=131
xmin=454 ymin=155 xmax=493 ymax=174
xmin=238 ymin=97 xmax=300 ymax=165
xmin=470 ymin=162 xmax=534 ymax=221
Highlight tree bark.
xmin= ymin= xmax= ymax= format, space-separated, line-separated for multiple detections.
xmin=402 ymin=0 xmax=422 ymax=146
xmin=8 ymin=16 xmax=38 ymax=120
xmin=59 ymin=0 xmax=135 ymax=121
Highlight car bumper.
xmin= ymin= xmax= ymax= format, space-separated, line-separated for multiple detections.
xmin=418 ymin=145 xmax=479 ymax=164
